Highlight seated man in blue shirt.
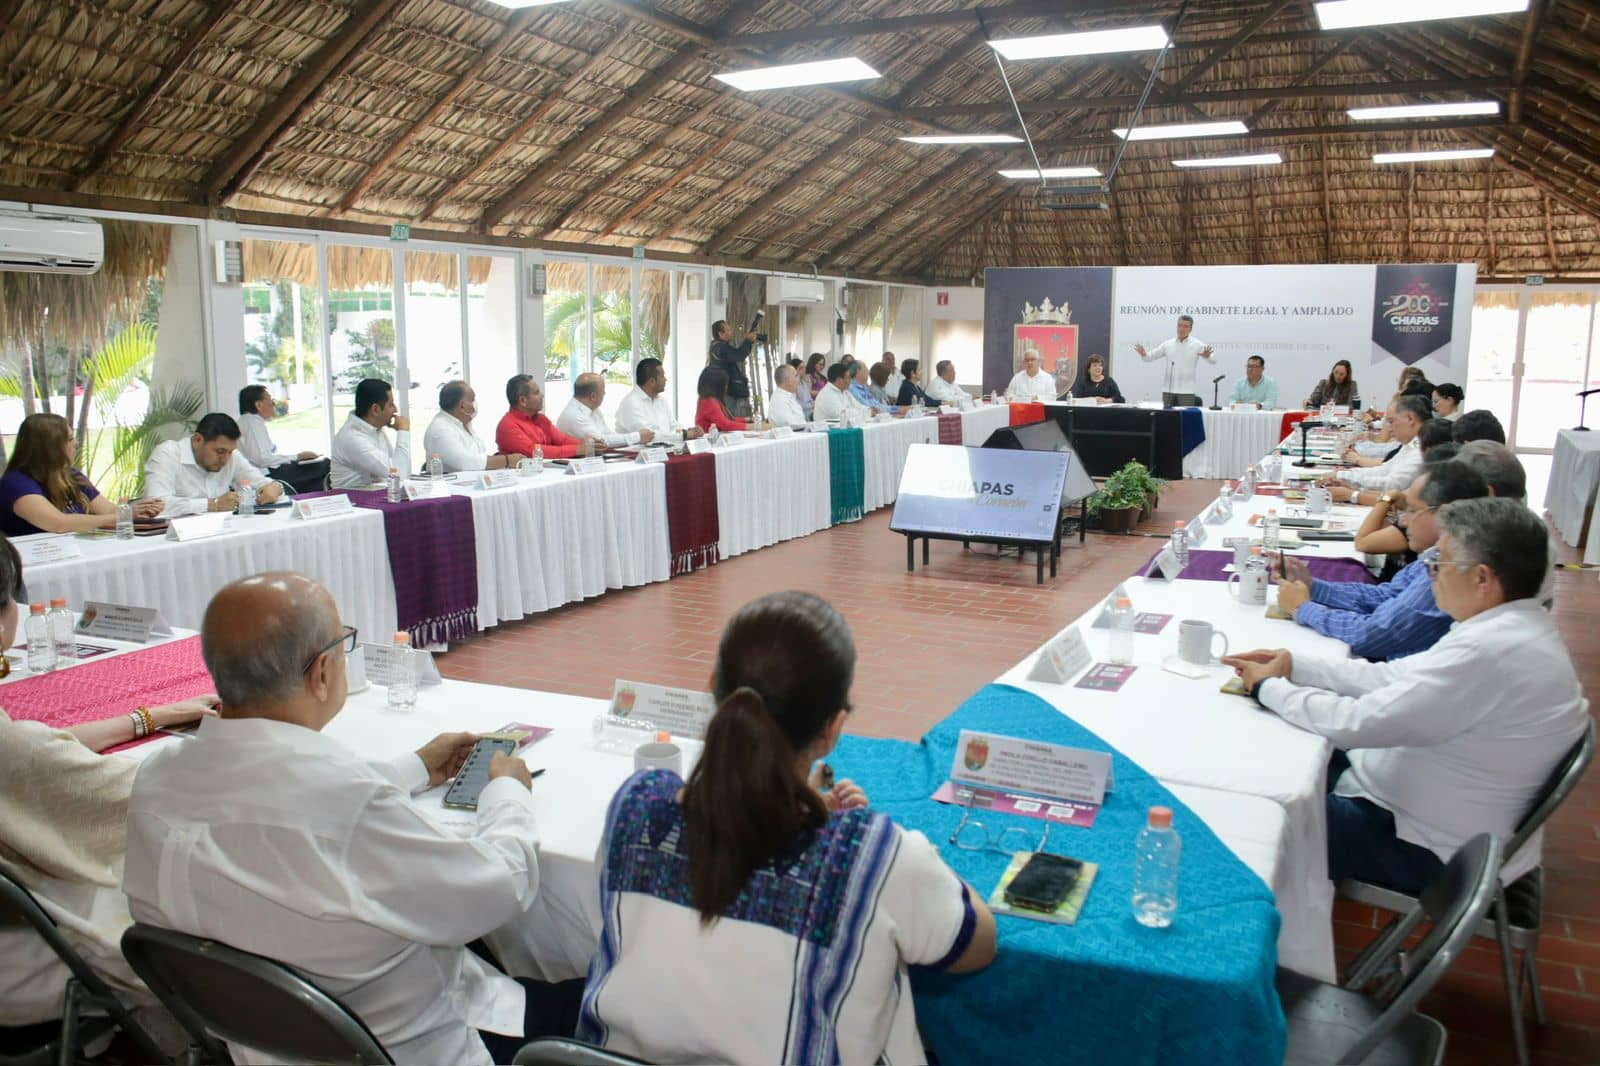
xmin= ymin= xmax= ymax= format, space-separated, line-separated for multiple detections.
xmin=848 ymin=361 xmax=896 ymax=415
xmin=1274 ymin=461 xmax=1489 ymax=661
xmin=1228 ymin=355 xmax=1279 ymax=408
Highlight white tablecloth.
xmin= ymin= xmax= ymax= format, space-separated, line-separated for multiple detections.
xmin=959 ymin=404 xmax=1011 ymax=446
xmin=712 ymin=434 xmax=830 ymax=559
xmin=1183 ymin=409 xmax=1291 ymax=479
xmin=1549 ymin=429 xmax=1600 ymax=565
xmin=455 ymin=464 xmax=671 ymax=630
xmin=860 ymin=417 xmax=940 ymax=512
xmin=17 ymin=511 xmax=397 ymax=643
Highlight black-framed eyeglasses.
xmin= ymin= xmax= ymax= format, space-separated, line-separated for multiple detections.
xmin=948 ymin=788 xmax=1053 ymax=856
xmin=302 ymin=625 xmax=357 ymax=674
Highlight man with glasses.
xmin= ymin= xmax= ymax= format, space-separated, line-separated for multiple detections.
xmin=124 ymin=573 xmax=581 ymax=1064
xmin=1318 ymin=394 xmax=1430 ymax=506
xmin=1275 ymin=463 xmax=1488 ymax=661
xmin=1225 ymin=498 xmax=1589 ymax=894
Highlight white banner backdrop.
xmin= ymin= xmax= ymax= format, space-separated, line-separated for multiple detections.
xmin=1108 ymin=264 xmax=1477 ymax=409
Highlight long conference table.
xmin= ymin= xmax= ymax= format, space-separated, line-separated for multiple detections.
xmin=10 ymin=408 xmax=1374 ymax=1061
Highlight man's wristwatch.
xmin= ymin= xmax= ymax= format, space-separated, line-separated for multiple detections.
xmin=1378 ymin=493 xmax=1394 ymax=507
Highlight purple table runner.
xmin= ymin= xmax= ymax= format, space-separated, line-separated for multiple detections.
xmin=937 ymin=412 xmax=964 ymax=445
xmin=1139 ymin=548 xmax=1375 ymax=585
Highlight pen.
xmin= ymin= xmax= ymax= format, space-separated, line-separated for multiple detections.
xmin=530 ymin=768 xmax=546 ymax=780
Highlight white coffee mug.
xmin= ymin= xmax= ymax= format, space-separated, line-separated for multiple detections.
xmin=1306 ymin=486 xmax=1332 ymax=514
xmin=517 ymin=457 xmax=541 ymax=477
xmin=1228 ymin=567 xmax=1268 ymax=606
xmin=1178 ymin=620 xmax=1230 ymax=665
xmin=1226 ymin=537 xmax=1252 ymax=570
xmin=634 ymin=741 xmax=683 ymax=776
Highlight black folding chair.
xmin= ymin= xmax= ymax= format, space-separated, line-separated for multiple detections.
xmin=1279 ymin=833 xmax=1501 ymax=1065
xmin=513 ymin=1037 xmax=649 ymax=1065
xmin=1338 ymin=720 xmax=1594 ymax=1065
xmin=0 ymin=867 xmax=168 ymax=1066
xmin=120 ymin=924 xmax=391 ymax=1066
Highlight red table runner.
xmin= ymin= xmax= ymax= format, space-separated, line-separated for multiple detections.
xmin=1009 ymin=401 xmax=1046 ymax=427
xmin=937 ymin=412 xmax=964 ymax=445
xmin=0 ymin=636 xmax=213 ymax=750
xmin=665 ymin=452 xmax=720 ymax=575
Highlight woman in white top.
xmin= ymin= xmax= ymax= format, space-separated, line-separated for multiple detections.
xmin=580 ymin=592 xmax=996 ymax=1064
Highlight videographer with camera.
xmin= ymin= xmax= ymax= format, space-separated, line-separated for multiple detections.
xmin=709 ymin=315 xmax=762 ymax=420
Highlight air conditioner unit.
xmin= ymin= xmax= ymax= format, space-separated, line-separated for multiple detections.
xmin=0 ymin=214 xmax=104 ymax=274
xmin=765 ymin=277 xmax=825 ymax=305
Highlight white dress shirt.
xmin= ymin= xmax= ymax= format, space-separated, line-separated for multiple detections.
xmin=884 ymin=369 xmax=904 ymax=398
xmin=613 ymin=387 xmax=682 ymax=442
xmin=1140 ymin=336 xmax=1213 ymax=394
xmin=238 ymin=412 xmax=294 ymax=469
xmin=331 ymin=413 xmax=413 ymax=488
xmin=123 ymin=716 xmax=541 ymax=1066
xmin=1259 ymin=599 xmax=1588 ymax=881
xmin=423 ymin=411 xmax=493 ymax=473
xmin=1341 ymin=436 xmax=1422 ymax=492
xmin=1007 ymin=368 xmax=1058 ymax=401
xmin=144 ymin=439 xmax=271 ymax=518
xmin=766 ymin=387 xmax=808 ymax=429
xmin=812 ymin=383 xmax=868 ymax=423
xmin=556 ymin=398 xmax=638 ymax=447
xmin=923 ymin=375 xmax=972 ymax=408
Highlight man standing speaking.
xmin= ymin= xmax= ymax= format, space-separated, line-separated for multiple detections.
xmin=1134 ymin=314 xmax=1215 ymax=407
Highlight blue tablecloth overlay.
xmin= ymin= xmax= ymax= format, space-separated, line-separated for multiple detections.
xmin=833 ymin=684 xmax=1286 ymax=1066
xmin=1179 ymin=406 xmax=1207 ymax=457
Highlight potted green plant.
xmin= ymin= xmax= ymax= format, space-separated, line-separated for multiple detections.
xmin=1088 ymin=467 xmax=1146 ymax=534
xmin=1115 ymin=461 xmax=1167 ymax=520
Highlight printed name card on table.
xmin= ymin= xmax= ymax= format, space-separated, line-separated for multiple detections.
xmin=720 ymin=431 xmax=747 ymax=446
xmin=686 ymin=437 xmax=714 ymax=454
xmin=930 ymin=729 xmax=1113 ymax=827
xmin=294 ymin=494 xmax=355 ymax=521
xmin=1146 ymin=545 xmax=1183 ymax=582
xmin=767 ymin=426 xmax=794 ymax=439
xmin=403 ymin=479 xmax=450 ymax=500
xmin=1025 ymin=626 xmax=1092 ymax=684
xmin=564 ymin=456 xmax=607 ymax=476
xmin=76 ymin=601 xmax=171 ymax=644
xmin=1229 ymin=402 xmax=1258 ymax=413
xmin=362 ymin=641 xmax=443 ymax=686
xmin=635 ymin=447 xmax=670 ymax=465
xmin=168 ymin=512 xmax=230 ymax=542
xmin=476 ymin=469 xmax=520 ymax=490
xmin=14 ymin=535 xmax=82 ymax=567
xmin=610 ymin=679 xmax=716 ymax=740
xmin=1187 ymin=516 xmax=1209 ymax=545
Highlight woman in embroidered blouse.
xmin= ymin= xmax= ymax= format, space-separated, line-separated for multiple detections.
xmin=580 ymin=592 xmax=996 ymax=1064
xmin=693 ymin=366 xmax=749 ymax=433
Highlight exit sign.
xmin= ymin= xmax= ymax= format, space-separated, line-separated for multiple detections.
xmin=1525 ymin=274 xmax=1545 ymax=285
xmin=390 ymin=223 xmax=410 ymax=242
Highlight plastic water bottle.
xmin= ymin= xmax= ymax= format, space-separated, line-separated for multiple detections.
xmin=1170 ymin=521 xmax=1189 ymax=568
xmin=532 ymin=445 xmax=544 ymax=474
xmin=1133 ymin=805 xmax=1181 ymax=928
xmin=385 ymin=631 xmax=417 ymax=710
xmin=1216 ymin=485 xmax=1234 ymax=521
xmin=1239 ymin=464 xmax=1256 ymax=499
xmin=708 ymin=425 xmax=721 ymax=447
xmin=583 ymin=436 xmax=596 ymax=458
xmin=1107 ymin=596 xmax=1135 ymax=665
xmin=1262 ymin=508 xmax=1281 ymax=552
xmin=385 ymin=467 xmax=402 ymax=503
xmin=115 ymin=498 xmax=134 ymax=539
xmin=428 ymin=453 xmax=443 ymax=480
xmin=48 ymin=598 xmax=75 ymax=665
xmin=237 ymin=479 xmax=256 ymax=516
xmin=24 ymin=604 xmax=56 ymax=674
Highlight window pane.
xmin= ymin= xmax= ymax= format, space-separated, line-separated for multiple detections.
xmin=593 ymin=264 xmax=632 ymax=421
xmin=543 ymin=259 xmax=586 ymax=419
xmin=671 ymin=270 xmax=708 ymax=420
xmin=403 ymin=250 xmax=463 ymax=420
xmin=328 ymin=245 xmax=397 ymax=434
xmin=1517 ymin=291 xmax=1595 ymax=449
xmin=639 ymin=267 xmax=673 ymax=413
xmin=1466 ymin=290 xmax=1518 ymax=443
xmin=467 ymin=255 xmax=519 ymax=434
xmin=242 ymin=238 xmax=329 ymax=456
xmin=846 ymin=282 xmax=883 ymax=359
xmin=886 ymin=285 xmax=920 ymax=367
xmin=932 ymin=320 xmax=983 ymax=388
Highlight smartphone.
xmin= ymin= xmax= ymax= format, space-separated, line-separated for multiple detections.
xmin=1277 ymin=517 xmax=1324 ymax=529
xmin=442 ymin=737 xmax=517 ymax=810
xmin=1003 ymin=852 xmax=1083 ymax=912
xmin=1278 ymin=550 xmax=1289 ymax=580
xmin=1300 ymin=530 xmax=1356 ymax=541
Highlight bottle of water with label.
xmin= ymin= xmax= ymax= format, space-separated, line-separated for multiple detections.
xmin=237 ymin=479 xmax=256 ymax=516
xmin=1216 ymin=484 xmax=1234 ymax=521
xmin=115 ymin=497 xmax=135 ymax=539
xmin=385 ymin=467 xmax=402 ymax=503
xmin=1107 ymin=595 xmax=1135 ymax=665
xmin=1262 ymin=508 xmax=1281 ymax=552
xmin=385 ymin=631 xmax=417 ymax=710
xmin=1238 ymin=464 xmax=1256 ymax=499
xmin=1170 ymin=521 xmax=1189 ymax=568
xmin=1132 ymin=805 xmax=1181 ymax=928
xmin=708 ymin=424 xmax=721 ymax=446
xmin=48 ymin=598 xmax=75 ymax=665
xmin=24 ymin=604 xmax=56 ymax=673
xmin=428 ymin=453 xmax=443 ymax=480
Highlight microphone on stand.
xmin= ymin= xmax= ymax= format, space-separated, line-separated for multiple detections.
xmin=1576 ymin=386 xmax=1600 ymax=432
xmin=1210 ymin=374 xmax=1226 ymax=411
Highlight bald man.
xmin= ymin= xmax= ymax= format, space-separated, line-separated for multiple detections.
xmin=556 ymin=372 xmax=650 ymax=449
xmin=122 ymin=573 xmax=580 ymax=1064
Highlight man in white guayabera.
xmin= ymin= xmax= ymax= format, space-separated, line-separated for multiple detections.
xmin=1134 ymin=314 xmax=1215 ymax=407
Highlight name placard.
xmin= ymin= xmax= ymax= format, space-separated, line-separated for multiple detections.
xmin=361 ymin=641 xmax=442 ymax=686
xmin=1230 ymin=402 xmax=1259 ymax=412
xmin=76 ymin=601 xmax=172 ymax=643
xmin=1025 ymin=626 xmax=1092 ymax=684
xmin=610 ymin=679 xmax=715 ymax=740
xmin=476 ymin=469 xmax=519 ymax=490
xmin=720 ymin=431 xmax=746 ymax=446
xmin=768 ymin=426 xmax=794 ymax=439
xmin=635 ymin=447 xmax=670 ymax=465
xmin=1204 ymin=500 xmax=1227 ymax=526
xmin=294 ymin=494 xmax=355 ymax=520
xmin=1146 ymin=545 xmax=1183 ymax=582
xmin=14 ymin=536 xmax=81 ymax=567
xmin=686 ymin=437 xmax=714 ymax=454
xmin=564 ymin=456 xmax=607 ymax=476
xmin=403 ymin=479 xmax=450 ymax=500
xmin=949 ymin=729 xmax=1113 ymax=807
xmin=804 ymin=421 xmax=829 ymax=433
xmin=168 ymin=512 xmax=230 ymax=542
xmin=1186 ymin=518 xmax=1209 ymax=546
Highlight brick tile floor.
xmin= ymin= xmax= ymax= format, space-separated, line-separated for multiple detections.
xmin=439 ymin=477 xmax=1600 ymax=1063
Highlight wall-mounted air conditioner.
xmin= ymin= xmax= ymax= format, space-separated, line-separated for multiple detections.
xmin=765 ymin=277 xmax=825 ymax=305
xmin=0 ymin=213 xmax=104 ymax=274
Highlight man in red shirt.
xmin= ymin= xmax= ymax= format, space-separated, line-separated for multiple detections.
xmin=497 ymin=375 xmax=588 ymax=459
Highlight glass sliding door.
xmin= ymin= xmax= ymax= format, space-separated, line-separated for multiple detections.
xmin=672 ymin=269 xmax=709 ymax=420
xmin=592 ymin=264 xmax=633 ymax=420
xmin=327 ymin=245 xmax=397 ymax=436
xmin=1516 ymin=291 xmax=1596 ymax=450
xmin=543 ymin=259 xmax=587 ymax=420
xmin=1467 ymin=289 xmax=1519 ymax=443
xmin=242 ymin=238 xmax=329 ymax=456
xmin=845 ymin=281 xmax=883 ymax=360
xmin=403 ymin=250 xmax=463 ymax=419
xmin=467 ymin=254 xmax=520 ymax=431
xmin=886 ymin=285 xmax=920 ymax=366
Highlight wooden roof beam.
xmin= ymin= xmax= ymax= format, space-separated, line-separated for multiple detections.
xmin=595 ymin=124 xmax=749 ymax=241
xmin=1028 ymin=115 xmax=1504 ymax=153
xmin=1167 ymin=0 xmax=1296 ymax=93
xmin=718 ymin=0 xmax=1135 ymax=50
xmin=199 ymin=0 xmax=406 ymax=204
xmin=1510 ymin=0 xmax=1548 ymax=124
xmin=1248 ymin=34 xmax=1361 ymax=123
xmin=819 ymin=159 xmax=996 ymax=268
xmin=903 ymin=190 xmax=1024 ymax=276
xmin=71 ymin=0 xmax=243 ymax=191
xmin=335 ymin=7 xmax=539 ymax=216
